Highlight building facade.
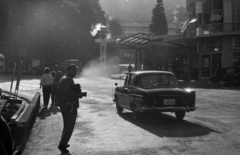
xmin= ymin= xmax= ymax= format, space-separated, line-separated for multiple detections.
xmin=185 ymin=0 xmax=240 ymax=79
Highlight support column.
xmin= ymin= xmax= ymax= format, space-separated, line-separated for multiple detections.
xmin=142 ymin=49 xmax=144 ymax=70
xmin=223 ymin=0 xmax=232 ymax=32
xmin=100 ymin=42 xmax=107 ymax=67
xmin=135 ymin=50 xmax=137 ymax=71
xmin=188 ymin=47 xmax=192 ymax=81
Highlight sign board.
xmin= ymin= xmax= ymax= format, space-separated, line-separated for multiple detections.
xmin=95 ymin=39 xmax=114 ymax=43
xmin=95 ymin=38 xmax=114 ymax=67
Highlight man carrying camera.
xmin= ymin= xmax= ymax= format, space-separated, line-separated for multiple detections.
xmin=56 ymin=64 xmax=83 ymax=154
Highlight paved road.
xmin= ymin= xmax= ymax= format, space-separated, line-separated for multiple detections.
xmin=1 ymin=75 xmax=240 ymax=155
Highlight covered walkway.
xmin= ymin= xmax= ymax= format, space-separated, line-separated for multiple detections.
xmin=116 ymin=33 xmax=198 ymax=81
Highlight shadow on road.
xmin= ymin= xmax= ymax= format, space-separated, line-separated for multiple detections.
xmin=37 ymin=107 xmax=51 ymax=119
xmin=59 ymin=152 xmax=72 ymax=155
xmin=119 ymin=111 xmax=220 ymax=138
xmin=48 ymin=105 xmax=61 ymax=114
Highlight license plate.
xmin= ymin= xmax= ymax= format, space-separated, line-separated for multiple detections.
xmin=164 ymin=99 xmax=175 ymax=105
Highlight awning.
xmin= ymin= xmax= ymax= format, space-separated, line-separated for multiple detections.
xmin=116 ymin=33 xmax=191 ymax=50
xmin=116 ymin=33 xmax=165 ymax=48
xmin=180 ymin=19 xmax=189 ymax=33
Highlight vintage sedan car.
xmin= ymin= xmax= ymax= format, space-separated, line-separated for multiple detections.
xmin=209 ymin=66 xmax=240 ymax=86
xmin=0 ymin=89 xmax=40 ymax=155
xmin=113 ymin=71 xmax=196 ymax=121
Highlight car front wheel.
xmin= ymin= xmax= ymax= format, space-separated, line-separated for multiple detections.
xmin=132 ymin=104 xmax=141 ymax=121
xmin=116 ymin=99 xmax=123 ymax=114
xmin=175 ymin=111 xmax=185 ymax=120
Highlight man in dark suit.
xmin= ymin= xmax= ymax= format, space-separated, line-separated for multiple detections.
xmin=56 ymin=64 xmax=82 ymax=154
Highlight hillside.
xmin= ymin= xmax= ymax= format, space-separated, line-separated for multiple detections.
xmin=100 ymin=0 xmax=186 ymax=23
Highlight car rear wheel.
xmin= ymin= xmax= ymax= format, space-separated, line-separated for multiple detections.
xmin=132 ymin=104 xmax=141 ymax=121
xmin=175 ymin=111 xmax=185 ymax=120
xmin=116 ymin=99 xmax=123 ymax=114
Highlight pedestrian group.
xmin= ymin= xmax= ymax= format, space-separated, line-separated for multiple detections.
xmin=40 ymin=64 xmax=82 ymax=154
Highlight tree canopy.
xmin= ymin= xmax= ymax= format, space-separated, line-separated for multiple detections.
xmin=149 ymin=0 xmax=168 ymax=35
xmin=0 ymin=0 xmax=106 ymax=68
xmin=107 ymin=18 xmax=123 ymax=38
xmin=100 ymin=0 xmax=186 ymax=24
xmin=175 ymin=6 xmax=186 ymax=22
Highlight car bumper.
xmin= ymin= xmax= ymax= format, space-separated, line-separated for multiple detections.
xmin=142 ymin=106 xmax=196 ymax=112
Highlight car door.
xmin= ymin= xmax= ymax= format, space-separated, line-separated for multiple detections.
xmin=117 ymin=74 xmax=130 ymax=108
xmin=122 ymin=74 xmax=136 ymax=110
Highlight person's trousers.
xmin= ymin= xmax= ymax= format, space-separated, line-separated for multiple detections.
xmin=51 ymin=84 xmax=58 ymax=104
xmin=59 ymin=106 xmax=77 ymax=147
xmin=42 ymin=86 xmax=52 ymax=107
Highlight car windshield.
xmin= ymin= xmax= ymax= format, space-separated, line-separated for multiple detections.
xmin=136 ymin=74 xmax=179 ymax=88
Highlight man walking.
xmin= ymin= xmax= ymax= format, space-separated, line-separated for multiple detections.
xmin=40 ymin=67 xmax=53 ymax=109
xmin=51 ymin=65 xmax=62 ymax=105
xmin=56 ymin=64 xmax=82 ymax=154
xmin=128 ymin=64 xmax=133 ymax=72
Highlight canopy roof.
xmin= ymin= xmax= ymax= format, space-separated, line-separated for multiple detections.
xmin=117 ymin=33 xmax=164 ymax=47
xmin=116 ymin=33 xmax=190 ymax=49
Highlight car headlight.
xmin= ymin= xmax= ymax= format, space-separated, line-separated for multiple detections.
xmin=184 ymin=88 xmax=193 ymax=92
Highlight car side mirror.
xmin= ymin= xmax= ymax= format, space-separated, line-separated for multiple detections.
xmin=115 ymin=83 xmax=118 ymax=86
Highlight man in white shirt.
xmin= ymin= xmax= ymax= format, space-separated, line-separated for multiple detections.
xmin=40 ymin=67 xmax=53 ymax=109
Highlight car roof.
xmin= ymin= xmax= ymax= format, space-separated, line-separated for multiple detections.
xmin=127 ymin=70 xmax=175 ymax=76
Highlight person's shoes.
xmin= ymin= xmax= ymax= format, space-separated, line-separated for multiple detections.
xmin=58 ymin=145 xmax=69 ymax=154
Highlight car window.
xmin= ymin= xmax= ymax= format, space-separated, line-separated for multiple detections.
xmin=168 ymin=76 xmax=178 ymax=86
xmin=124 ymin=74 xmax=130 ymax=85
xmin=129 ymin=74 xmax=136 ymax=86
xmin=136 ymin=74 xmax=178 ymax=88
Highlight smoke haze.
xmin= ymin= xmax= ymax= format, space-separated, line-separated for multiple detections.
xmin=80 ymin=56 xmax=120 ymax=78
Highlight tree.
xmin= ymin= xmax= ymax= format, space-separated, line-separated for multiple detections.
xmin=1 ymin=0 xmax=106 ymax=68
xmin=149 ymin=0 xmax=168 ymax=35
xmin=165 ymin=9 xmax=175 ymax=23
xmin=100 ymin=0 xmax=157 ymax=22
xmin=0 ymin=0 xmax=10 ymax=57
xmin=107 ymin=18 xmax=123 ymax=38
